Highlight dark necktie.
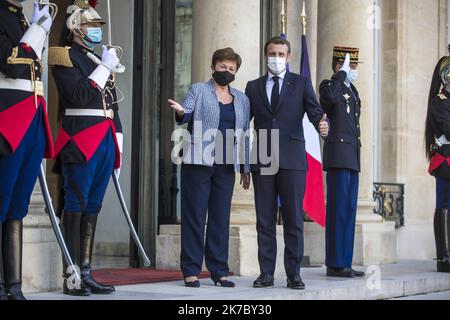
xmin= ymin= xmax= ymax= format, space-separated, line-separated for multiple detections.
xmin=271 ymin=76 xmax=280 ymax=112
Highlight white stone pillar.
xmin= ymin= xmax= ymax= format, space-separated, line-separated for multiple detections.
xmin=158 ymin=0 xmax=262 ymax=275
xmin=192 ymin=0 xmax=260 ymax=91
xmin=23 ymin=183 xmax=62 ymax=294
xmin=317 ymin=0 xmax=378 ymax=222
xmin=381 ymin=0 xmax=448 ymax=260
xmin=317 ymin=0 xmax=396 ymax=265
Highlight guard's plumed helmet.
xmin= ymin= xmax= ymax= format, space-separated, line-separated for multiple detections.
xmin=66 ymin=0 xmax=105 ymax=31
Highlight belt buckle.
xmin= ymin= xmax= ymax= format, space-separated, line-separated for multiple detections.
xmin=105 ymin=109 xmax=114 ymax=120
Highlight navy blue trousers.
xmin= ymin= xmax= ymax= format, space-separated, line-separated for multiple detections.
xmin=0 ymin=107 xmax=45 ymax=222
xmin=180 ymin=164 xmax=235 ymax=278
xmin=436 ymin=177 xmax=450 ymax=210
xmin=62 ymin=129 xmax=116 ymax=215
xmin=326 ymin=169 xmax=359 ymax=268
xmin=252 ymin=170 xmax=306 ymax=277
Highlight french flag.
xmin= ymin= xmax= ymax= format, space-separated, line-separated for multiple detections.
xmin=300 ymin=34 xmax=326 ymax=228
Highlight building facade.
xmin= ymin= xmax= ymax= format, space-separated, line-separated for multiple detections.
xmin=20 ymin=0 xmax=448 ymax=292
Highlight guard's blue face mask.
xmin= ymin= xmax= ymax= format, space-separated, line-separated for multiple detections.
xmin=83 ymin=27 xmax=103 ymax=49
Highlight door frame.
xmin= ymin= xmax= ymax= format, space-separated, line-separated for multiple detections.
xmin=130 ymin=0 xmax=161 ymax=267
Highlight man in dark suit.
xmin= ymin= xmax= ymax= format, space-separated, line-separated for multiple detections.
xmin=319 ymin=47 xmax=365 ymax=278
xmin=245 ymin=36 xmax=329 ymax=290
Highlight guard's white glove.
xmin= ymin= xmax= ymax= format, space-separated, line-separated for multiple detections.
xmin=339 ymin=53 xmax=351 ymax=75
xmin=89 ymin=46 xmax=120 ymax=90
xmin=101 ymin=46 xmax=120 ymax=72
xmin=115 ymin=133 xmax=124 ymax=178
xmin=32 ymin=1 xmax=52 ymax=33
xmin=20 ymin=1 xmax=52 ymax=60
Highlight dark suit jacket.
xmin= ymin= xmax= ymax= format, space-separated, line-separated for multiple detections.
xmin=245 ymin=71 xmax=324 ymax=172
xmin=319 ymin=70 xmax=361 ymax=173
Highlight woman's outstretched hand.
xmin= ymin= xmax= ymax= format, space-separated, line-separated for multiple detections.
xmin=168 ymin=99 xmax=185 ymax=117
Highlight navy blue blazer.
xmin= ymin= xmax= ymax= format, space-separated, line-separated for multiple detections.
xmin=245 ymin=71 xmax=324 ymax=172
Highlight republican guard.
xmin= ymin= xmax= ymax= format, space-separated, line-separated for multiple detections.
xmin=319 ymin=47 xmax=365 ymax=278
xmin=425 ymin=51 xmax=450 ymax=274
xmin=50 ymin=0 xmax=124 ymax=296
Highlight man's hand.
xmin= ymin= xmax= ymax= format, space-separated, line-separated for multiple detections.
xmin=32 ymin=1 xmax=52 ymax=33
xmin=319 ymin=114 xmax=329 ymax=138
xmin=240 ymin=173 xmax=251 ymax=190
xmin=168 ymin=99 xmax=185 ymax=118
xmin=101 ymin=46 xmax=120 ymax=72
xmin=339 ymin=53 xmax=351 ymax=74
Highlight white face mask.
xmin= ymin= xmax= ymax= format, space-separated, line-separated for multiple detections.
xmin=346 ymin=69 xmax=358 ymax=84
xmin=267 ymin=57 xmax=287 ymax=76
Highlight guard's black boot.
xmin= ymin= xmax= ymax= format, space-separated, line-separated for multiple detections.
xmin=80 ymin=214 xmax=115 ymax=295
xmin=61 ymin=212 xmax=91 ymax=296
xmin=0 ymin=222 xmax=8 ymax=300
xmin=3 ymin=220 xmax=26 ymax=300
xmin=434 ymin=209 xmax=450 ymax=273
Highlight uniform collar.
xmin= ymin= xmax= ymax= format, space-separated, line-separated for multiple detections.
xmin=268 ymin=70 xmax=287 ymax=81
xmin=72 ymin=41 xmax=95 ymax=54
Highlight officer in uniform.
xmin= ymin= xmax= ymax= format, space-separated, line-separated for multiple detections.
xmin=425 ymin=52 xmax=450 ymax=274
xmin=0 ymin=0 xmax=54 ymax=300
xmin=50 ymin=0 xmax=123 ymax=296
xmin=319 ymin=47 xmax=365 ymax=278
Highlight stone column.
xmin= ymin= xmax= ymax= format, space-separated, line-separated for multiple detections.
xmin=192 ymin=0 xmax=261 ymax=225
xmin=23 ymin=184 xmax=62 ymax=294
xmin=380 ymin=0 xmax=448 ymax=260
xmin=157 ymin=0 xmax=261 ymax=275
xmin=317 ymin=0 xmax=396 ymax=265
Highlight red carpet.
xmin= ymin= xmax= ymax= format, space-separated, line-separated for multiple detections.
xmin=92 ymin=269 xmax=211 ymax=286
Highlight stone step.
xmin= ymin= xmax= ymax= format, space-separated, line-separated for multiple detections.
xmin=28 ymin=260 xmax=450 ymax=300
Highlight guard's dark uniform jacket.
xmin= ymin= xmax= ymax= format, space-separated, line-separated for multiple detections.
xmin=428 ymin=89 xmax=450 ymax=179
xmin=0 ymin=1 xmax=53 ymax=158
xmin=320 ymin=70 xmax=361 ymax=172
xmin=52 ymin=42 xmax=122 ymax=169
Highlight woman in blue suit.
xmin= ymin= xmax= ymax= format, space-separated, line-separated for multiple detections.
xmin=168 ymin=47 xmax=251 ymax=288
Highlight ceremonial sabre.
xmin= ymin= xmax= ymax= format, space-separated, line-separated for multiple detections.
xmin=38 ymin=165 xmax=81 ymax=282
xmin=112 ymin=172 xmax=151 ymax=267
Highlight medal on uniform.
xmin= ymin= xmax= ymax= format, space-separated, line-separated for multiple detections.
xmin=343 ymin=94 xmax=351 ymax=114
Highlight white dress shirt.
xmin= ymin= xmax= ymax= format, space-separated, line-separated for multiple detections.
xmin=266 ymin=70 xmax=287 ymax=104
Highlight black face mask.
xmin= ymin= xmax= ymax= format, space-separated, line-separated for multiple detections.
xmin=212 ymin=71 xmax=235 ymax=86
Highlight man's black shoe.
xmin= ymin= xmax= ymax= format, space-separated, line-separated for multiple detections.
xmin=287 ymin=275 xmax=305 ymax=290
xmin=351 ymin=269 xmax=366 ymax=277
xmin=253 ymin=274 xmax=274 ymax=288
xmin=326 ymin=267 xmax=355 ymax=278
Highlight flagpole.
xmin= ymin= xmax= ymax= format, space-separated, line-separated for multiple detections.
xmin=281 ymin=0 xmax=287 ymax=35
xmin=301 ymin=0 xmax=307 ymax=36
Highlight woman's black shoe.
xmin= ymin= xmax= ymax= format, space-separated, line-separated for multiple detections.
xmin=184 ymin=279 xmax=200 ymax=288
xmin=212 ymin=277 xmax=235 ymax=288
